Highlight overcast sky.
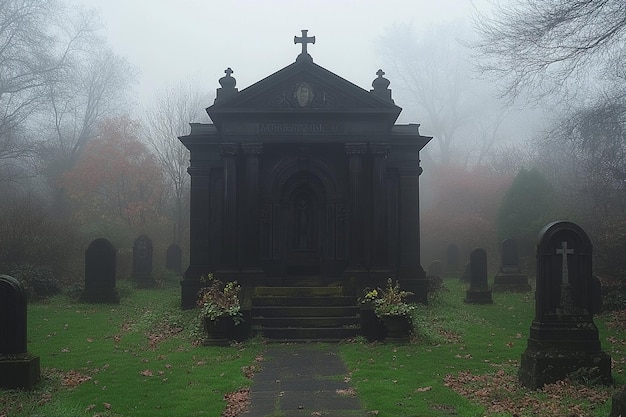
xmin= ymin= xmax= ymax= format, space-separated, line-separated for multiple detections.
xmin=75 ymin=0 xmax=484 ymax=111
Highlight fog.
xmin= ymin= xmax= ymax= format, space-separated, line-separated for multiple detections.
xmin=75 ymin=0 xmax=487 ymax=108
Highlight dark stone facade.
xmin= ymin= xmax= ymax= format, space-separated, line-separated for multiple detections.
xmin=179 ymin=33 xmax=431 ymax=309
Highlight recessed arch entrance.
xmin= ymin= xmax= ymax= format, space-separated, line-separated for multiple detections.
xmin=262 ymin=157 xmax=346 ymax=282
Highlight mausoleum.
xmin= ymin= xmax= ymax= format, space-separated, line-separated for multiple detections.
xmin=180 ymin=31 xmax=431 ymax=319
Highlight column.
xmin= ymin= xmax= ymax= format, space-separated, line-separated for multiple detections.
xmin=242 ymin=143 xmax=263 ymax=269
xmin=181 ymin=162 xmax=211 ymax=309
xmin=345 ymin=143 xmax=367 ymax=271
xmin=221 ymin=144 xmax=238 ymax=267
xmin=397 ymin=164 xmax=422 ymax=278
xmin=370 ymin=144 xmax=390 ymax=269
xmin=397 ymin=162 xmax=427 ymax=303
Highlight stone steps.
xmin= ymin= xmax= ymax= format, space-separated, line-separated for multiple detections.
xmin=251 ymin=286 xmax=361 ymax=342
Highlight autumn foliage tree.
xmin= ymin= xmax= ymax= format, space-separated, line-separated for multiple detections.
xmin=421 ymin=164 xmax=513 ymax=272
xmin=62 ymin=116 xmax=166 ymax=241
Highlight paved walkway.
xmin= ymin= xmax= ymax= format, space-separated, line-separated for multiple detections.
xmin=243 ymin=344 xmax=368 ymax=417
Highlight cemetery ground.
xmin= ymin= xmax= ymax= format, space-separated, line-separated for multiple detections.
xmin=1 ymin=275 xmax=625 ymax=417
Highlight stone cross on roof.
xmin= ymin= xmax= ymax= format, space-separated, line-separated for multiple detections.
xmin=294 ymin=29 xmax=315 ymax=62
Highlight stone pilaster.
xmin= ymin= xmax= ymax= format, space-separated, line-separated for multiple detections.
xmin=242 ymin=144 xmax=263 ymax=274
xmin=221 ymin=144 xmax=238 ymax=267
xmin=345 ymin=143 xmax=367 ymax=274
xmin=370 ymin=144 xmax=390 ymax=270
xmin=181 ymin=162 xmax=211 ymax=309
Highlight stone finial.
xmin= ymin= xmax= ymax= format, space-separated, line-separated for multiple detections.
xmin=215 ymin=67 xmax=238 ymax=102
xmin=370 ymin=69 xmax=394 ymax=103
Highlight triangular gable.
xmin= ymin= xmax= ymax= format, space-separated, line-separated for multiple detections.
xmin=207 ymin=59 xmax=402 ymax=127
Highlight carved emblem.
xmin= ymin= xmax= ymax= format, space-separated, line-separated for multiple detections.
xmin=294 ymin=82 xmax=314 ymax=107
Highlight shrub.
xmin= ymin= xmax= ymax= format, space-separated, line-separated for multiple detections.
xmin=9 ymin=263 xmax=61 ymax=300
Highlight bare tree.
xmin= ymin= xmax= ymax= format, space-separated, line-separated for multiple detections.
xmin=534 ymin=92 xmax=626 ymax=273
xmin=141 ymin=81 xmax=211 ymax=244
xmin=42 ymin=46 xmax=136 ymax=176
xmin=378 ymin=22 xmax=511 ymax=166
xmin=473 ymin=0 xmax=626 ymax=100
xmin=0 ymin=0 xmax=82 ymax=183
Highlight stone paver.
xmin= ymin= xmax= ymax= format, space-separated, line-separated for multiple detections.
xmin=243 ymin=344 xmax=367 ymax=417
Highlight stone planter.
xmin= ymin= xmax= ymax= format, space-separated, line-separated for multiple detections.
xmin=381 ymin=314 xmax=412 ymax=343
xmin=202 ymin=316 xmax=236 ymax=347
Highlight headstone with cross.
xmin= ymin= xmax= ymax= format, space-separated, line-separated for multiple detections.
xmin=519 ymin=221 xmax=612 ymax=389
xmin=492 ymin=238 xmax=532 ymax=292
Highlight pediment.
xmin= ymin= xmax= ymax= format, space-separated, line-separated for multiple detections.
xmin=207 ymin=60 xmax=401 ymax=126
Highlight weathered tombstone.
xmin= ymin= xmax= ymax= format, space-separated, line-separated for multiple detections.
xmin=459 ymin=261 xmax=470 ymax=282
xmin=492 ymin=238 xmax=532 ymax=292
xmin=464 ymin=248 xmax=493 ymax=304
xmin=0 ymin=275 xmax=40 ymax=390
xmin=165 ymin=243 xmax=182 ymax=274
xmin=81 ymin=238 xmax=120 ymax=304
xmin=131 ymin=234 xmax=156 ymax=288
xmin=519 ymin=221 xmax=612 ymax=389
xmin=445 ymin=244 xmax=460 ymax=275
xmin=610 ymin=386 xmax=626 ymax=417
xmin=427 ymin=260 xmax=443 ymax=278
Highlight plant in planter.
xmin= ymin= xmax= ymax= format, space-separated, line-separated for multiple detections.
xmin=197 ymin=274 xmax=243 ymax=346
xmin=362 ymin=278 xmax=415 ymax=342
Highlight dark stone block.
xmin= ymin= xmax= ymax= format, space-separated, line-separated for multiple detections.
xmin=359 ymin=305 xmax=387 ymax=342
xmin=0 ymin=353 xmax=41 ymax=390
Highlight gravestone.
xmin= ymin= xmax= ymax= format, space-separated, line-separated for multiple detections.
xmin=492 ymin=238 xmax=532 ymax=292
xmin=427 ymin=260 xmax=443 ymax=278
xmin=459 ymin=261 xmax=470 ymax=282
xmin=166 ymin=243 xmax=182 ymax=274
xmin=81 ymin=238 xmax=119 ymax=304
xmin=445 ymin=244 xmax=460 ymax=275
xmin=131 ymin=234 xmax=156 ymax=288
xmin=610 ymin=386 xmax=626 ymax=417
xmin=519 ymin=221 xmax=612 ymax=389
xmin=464 ymin=248 xmax=493 ymax=304
xmin=0 ymin=275 xmax=40 ymax=390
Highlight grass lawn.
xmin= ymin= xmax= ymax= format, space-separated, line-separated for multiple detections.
xmin=340 ymin=278 xmax=626 ymax=416
xmin=1 ymin=277 xmax=624 ymax=417
xmin=1 ymin=282 xmax=263 ymax=417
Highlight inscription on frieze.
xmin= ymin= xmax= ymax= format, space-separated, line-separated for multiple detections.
xmin=258 ymin=122 xmax=344 ymax=135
